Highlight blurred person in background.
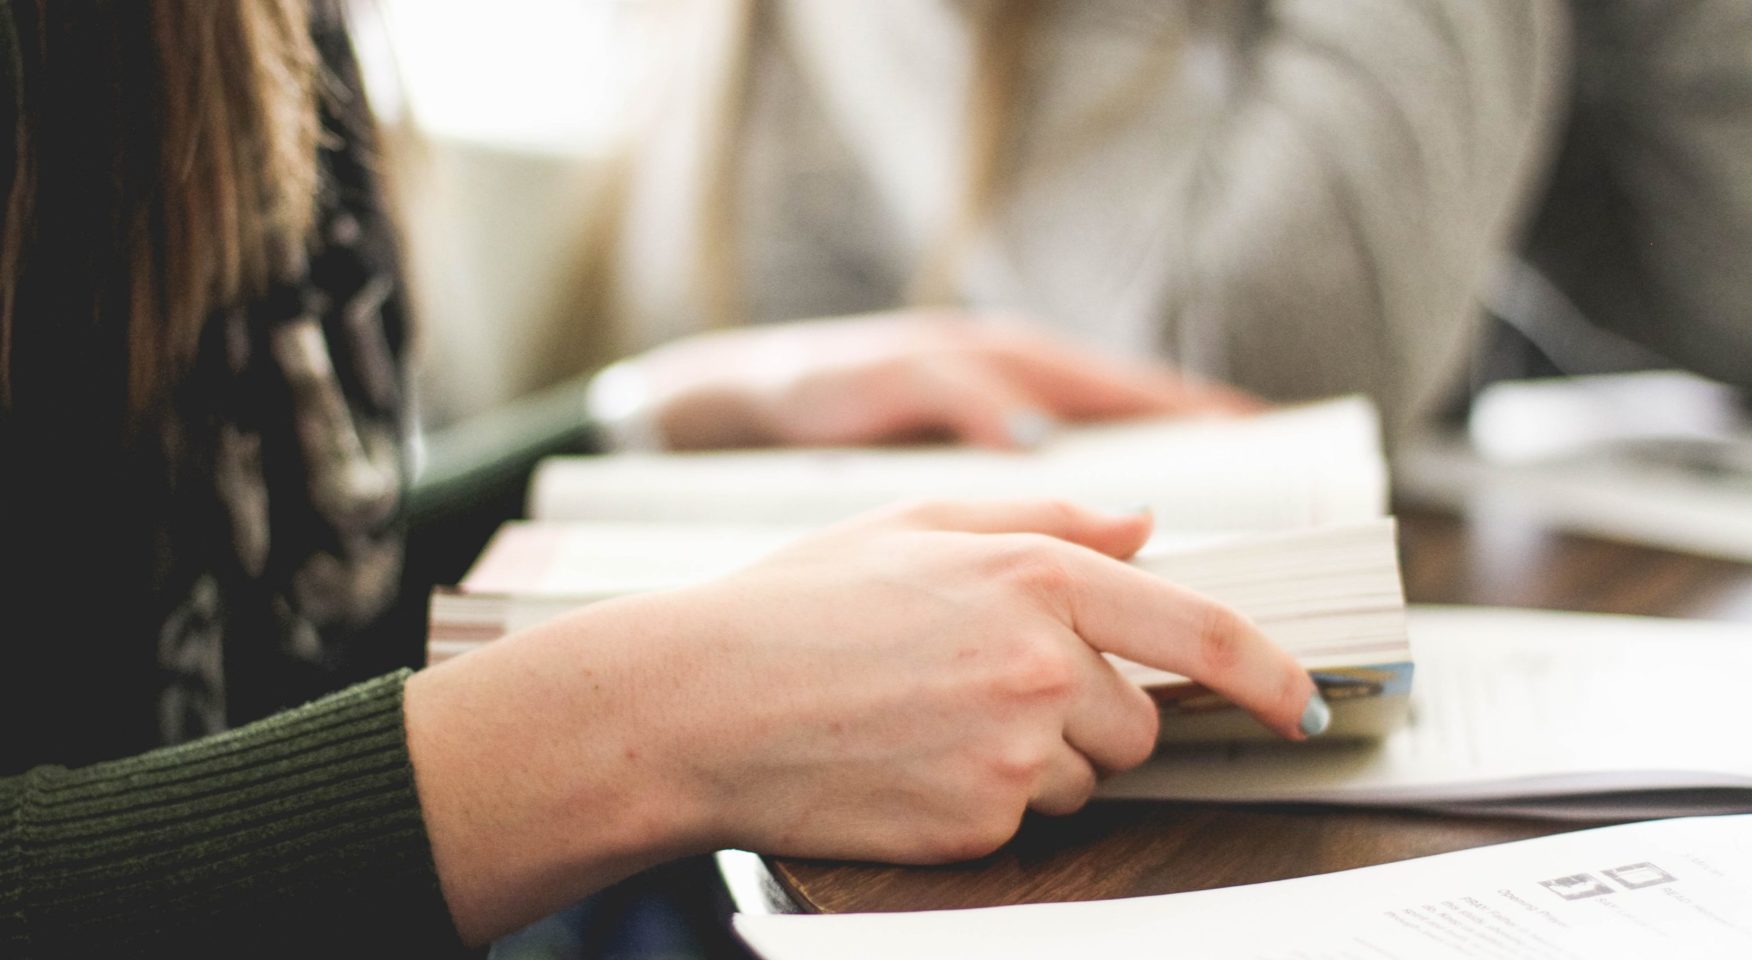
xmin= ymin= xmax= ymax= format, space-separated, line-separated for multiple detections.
xmin=577 ymin=0 xmax=1568 ymax=441
xmin=575 ymin=0 xmax=1752 ymax=446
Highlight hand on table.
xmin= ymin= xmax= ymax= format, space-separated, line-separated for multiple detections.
xmin=591 ymin=310 xmax=1262 ymax=451
xmin=405 ymin=499 xmax=1323 ymax=944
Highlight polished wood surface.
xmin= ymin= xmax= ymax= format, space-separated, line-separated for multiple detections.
xmin=766 ymin=505 xmax=1752 ymax=914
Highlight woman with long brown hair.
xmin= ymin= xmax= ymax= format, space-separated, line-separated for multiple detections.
xmin=0 ymin=0 xmax=414 ymax=770
xmin=0 ymin=3 xmax=1326 ymax=955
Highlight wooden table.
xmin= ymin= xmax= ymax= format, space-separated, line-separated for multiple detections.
xmin=763 ymin=505 xmax=1752 ymax=914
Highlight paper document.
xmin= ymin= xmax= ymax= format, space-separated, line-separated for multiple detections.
xmin=1098 ymin=606 xmax=1752 ymax=817
xmin=735 ymin=815 xmax=1752 ymax=959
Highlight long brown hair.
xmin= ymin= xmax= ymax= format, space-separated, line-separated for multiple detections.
xmin=909 ymin=0 xmax=1046 ymax=307
xmin=0 ymin=0 xmax=321 ymax=419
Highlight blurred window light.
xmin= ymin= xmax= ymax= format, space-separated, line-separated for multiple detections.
xmin=359 ymin=0 xmax=654 ymax=154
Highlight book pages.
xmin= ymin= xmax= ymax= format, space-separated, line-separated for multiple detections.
xmin=460 ymin=521 xmax=805 ymax=598
xmin=428 ymin=519 xmax=1412 ymax=741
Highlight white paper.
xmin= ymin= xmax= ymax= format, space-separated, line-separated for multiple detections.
xmin=1098 ymin=606 xmax=1752 ymax=814
xmin=736 ymin=815 xmax=1752 ymax=960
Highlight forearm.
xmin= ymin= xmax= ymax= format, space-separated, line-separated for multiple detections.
xmin=0 ymin=672 xmax=466 ymax=959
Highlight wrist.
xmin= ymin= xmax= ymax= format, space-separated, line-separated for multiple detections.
xmin=403 ymin=608 xmax=716 ymax=945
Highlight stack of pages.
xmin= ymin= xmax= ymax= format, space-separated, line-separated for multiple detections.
xmin=431 ymin=397 xmax=1415 ymax=742
xmin=432 ymin=518 xmax=1413 ymax=742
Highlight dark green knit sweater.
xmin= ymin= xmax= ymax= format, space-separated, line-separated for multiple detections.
xmin=0 ymin=671 xmax=469 ymax=958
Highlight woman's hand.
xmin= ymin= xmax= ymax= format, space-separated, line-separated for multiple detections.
xmin=405 ymin=499 xmax=1321 ymax=945
xmin=640 ymin=499 xmax=1322 ymax=858
xmin=592 ymin=310 xmax=1261 ymax=451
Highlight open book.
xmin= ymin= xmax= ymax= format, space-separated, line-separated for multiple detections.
xmin=429 ymin=517 xmax=1412 ymax=742
xmin=529 ymin=397 xmax=1387 ymax=529
xmin=735 ymin=814 xmax=1752 ymax=960
xmin=1098 ymin=605 xmax=1752 ymax=819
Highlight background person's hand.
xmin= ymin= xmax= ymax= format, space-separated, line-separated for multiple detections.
xmin=592 ymin=310 xmax=1263 ymax=451
xmin=406 ymin=499 xmax=1322 ymax=944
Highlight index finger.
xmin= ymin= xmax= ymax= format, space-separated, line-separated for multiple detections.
xmin=1048 ymin=546 xmax=1327 ymax=741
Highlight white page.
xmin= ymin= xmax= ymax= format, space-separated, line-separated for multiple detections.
xmin=532 ymin=397 xmax=1386 ymax=529
xmin=735 ymin=815 xmax=1752 ymax=960
xmin=460 ymin=521 xmax=808 ymax=597
xmin=1098 ymin=606 xmax=1752 ymax=808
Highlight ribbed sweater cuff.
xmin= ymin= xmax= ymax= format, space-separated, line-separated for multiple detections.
xmin=0 ymin=670 xmax=470 ymax=958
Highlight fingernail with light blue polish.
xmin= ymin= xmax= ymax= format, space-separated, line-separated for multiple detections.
xmin=1006 ymin=409 xmax=1055 ymax=449
xmin=1299 ymin=690 xmax=1332 ymax=738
